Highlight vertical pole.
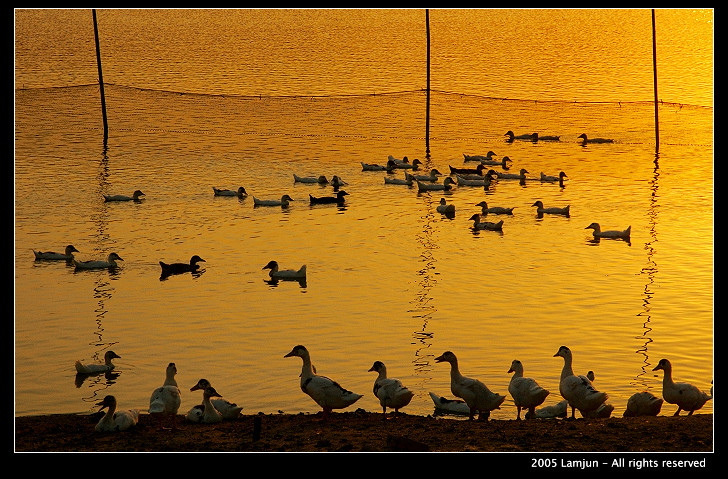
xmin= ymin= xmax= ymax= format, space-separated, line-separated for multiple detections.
xmin=425 ymin=9 xmax=431 ymax=158
xmin=92 ymin=9 xmax=109 ymax=141
xmin=652 ymin=9 xmax=659 ymax=152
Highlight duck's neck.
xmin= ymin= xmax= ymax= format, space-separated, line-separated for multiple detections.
xmin=299 ymin=354 xmax=316 ymax=380
xmin=560 ymin=355 xmax=575 ymax=381
xmin=100 ymin=403 xmax=116 ymax=427
xmin=164 ymin=374 xmax=178 ymax=388
xmin=512 ymin=367 xmax=524 ymax=379
xmin=661 ymin=365 xmax=674 ymax=388
xmin=448 ymin=359 xmax=464 ymax=382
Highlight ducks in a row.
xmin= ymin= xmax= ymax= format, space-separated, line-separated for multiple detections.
xmin=503 ymin=131 xmax=613 ymax=144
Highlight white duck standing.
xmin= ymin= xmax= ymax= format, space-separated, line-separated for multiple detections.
xmin=94 ymin=395 xmax=139 ymax=432
xmin=652 ymin=358 xmax=712 ymax=416
xmin=73 ymin=252 xmax=123 ymax=270
xmin=253 ymin=194 xmax=294 ymax=207
xmin=103 ymin=190 xmax=145 ymax=202
xmin=582 ymin=370 xmax=615 ymax=418
xmin=623 ymin=391 xmax=664 ymax=417
xmin=585 ymin=223 xmax=631 ymax=240
xmin=186 ymin=385 xmax=224 ymax=424
xmin=149 ymin=362 xmax=182 ymax=430
xmin=476 ymin=200 xmax=515 ymax=215
xmin=213 ymin=186 xmax=247 ymax=197
xmin=507 ymin=359 xmax=550 ymax=420
xmin=33 ymin=244 xmax=79 ymax=261
xmin=284 ymin=345 xmax=363 ymax=417
xmin=188 ymin=378 xmax=243 ymax=420
xmin=75 ymin=350 xmax=121 ymax=375
xmin=434 ymin=351 xmax=505 ymax=421
xmin=262 ymin=260 xmax=306 ymax=281
xmin=553 ymin=346 xmax=608 ymax=419
xmin=532 ymin=200 xmax=570 ymax=217
xmin=368 ymin=361 xmax=415 ymax=417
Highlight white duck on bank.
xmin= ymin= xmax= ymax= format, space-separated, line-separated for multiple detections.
xmin=540 ymin=171 xmax=568 ymax=187
xmin=75 ymin=350 xmax=121 ymax=374
xmin=553 ymin=346 xmax=608 ymax=419
xmin=652 ymin=358 xmax=712 ymax=416
xmin=585 ymin=223 xmax=631 ymax=240
xmin=507 ymin=359 xmax=550 ymax=420
xmin=253 ymin=194 xmax=294 ymax=207
xmin=104 ymin=190 xmax=145 ymax=202
xmin=468 ymin=213 xmax=504 ymax=231
xmin=417 ymin=177 xmax=455 ymax=192
xmin=581 ymin=370 xmax=615 ymax=418
xmin=428 ymin=391 xmax=471 ymax=415
xmin=149 ymin=362 xmax=182 ymax=430
xmin=434 ymin=351 xmax=506 ymax=421
xmin=188 ymin=378 xmax=243 ymax=420
xmin=496 ymin=168 xmax=529 ymax=180
xmin=623 ymin=391 xmax=664 ymax=417
xmin=186 ymin=385 xmax=223 ymax=424
xmin=33 ymin=244 xmax=79 ymax=261
xmin=293 ymin=174 xmax=329 ymax=184
xmin=525 ymin=400 xmax=569 ymax=419
xmin=578 ymin=133 xmax=614 ymax=144
xmin=532 ymin=200 xmax=570 ymax=217
xmin=213 ymin=186 xmax=248 ymax=197
xmin=262 ymin=260 xmax=307 ymax=281
xmin=436 ymin=198 xmax=455 ymax=216
xmin=368 ymin=361 xmax=415 ymax=416
xmin=73 ymin=252 xmax=123 ymax=270
xmin=476 ymin=201 xmax=515 ymax=215
xmin=284 ymin=345 xmax=363 ymax=417
xmin=94 ymin=395 xmax=139 ymax=432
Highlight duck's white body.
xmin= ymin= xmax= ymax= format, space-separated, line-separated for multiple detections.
xmin=507 ymin=359 xmax=550 ymax=420
xmin=75 ymin=350 xmax=121 ymax=374
xmin=213 ymin=186 xmax=247 ymax=197
xmin=456 ymin=175 xmax=493 ymax=187
xmin=384 ymin=174 xmax=413 ymax=186
xmin=368 ymin=361 xmax=415 ymax=415
xmin=33 ymin=244 xmax=79 ymax=261
xmin=436 ymin=198 xmax=455 ymax=215
xmin=186 ymin=385 xmax=224 ymax=424
xmin=580 ymin=371 xmax=614 ymax=418
xmin=463 ymin=151 xmax=497 ymax=162
xmin=104 ymin=190 xmax=145 ymax=202
xmin=435 ymin=351 xmax=506 ymax=420
xmin=411 ymin=169 xmax=442 ymax=182
xmin=417 ymin=177 xmax=455 ymax=192
xmin=496 ymin=168 xmax=529 ymax=180
xmin=585 ymin=223 xmax=631 ymax=240
xmin=429 ymin=391 xmax=471 ymax=416
xmin=623 ymin=391 xmax=664 ymax=417
xmin=553 ymin=346 xmax=608 ymax=419
xmin=284 ymin=345 xmax=363 ymax=416
xmin=505 ymin=131 xmax=536 ymax=141
xmin=263 ymin=260 xmax=306 ymax=280
xmin=293 ymin=174 xmax=329 ymax=184
xmin=73 ymin=252 xmax=123 ymax=270
xmin=475 ymin=201 xmax=515 ymax=215
xmin=652 ymin=358 xmax=712 ymax=416
xmin=253 ymin=194 xmax=294 ymax=207
xmin=468 ymin=213 xmax=503 ymax=231
xmin=578 ymin=133 xmax=614 ymax=144
xmin=149 ymin=362 xmax=182 ymax=429
xmin=540 ymin=171 xmax=568 ymax=184
xmin=95 ymin=395 xmax=139 ymax=432
xmin=525 ymin=399 xmax=568 ymax=419
xmin=532 ymin=200 xmax=570 ymax=216
xmin=188 ymin=378 xmax=243 ymax=420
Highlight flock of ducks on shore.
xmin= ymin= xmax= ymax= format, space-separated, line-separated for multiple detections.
xmin=80 ymin=342 xmax=711 ymax=432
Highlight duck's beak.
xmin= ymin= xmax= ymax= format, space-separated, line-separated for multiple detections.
xmin=284 ymin=350 xmax=295 ymax=358
xmin=434 ymin=355 xmax=445 ymax=362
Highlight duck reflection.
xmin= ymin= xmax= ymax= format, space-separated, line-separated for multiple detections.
xmin=75 ymin=368 xmax=121 ymax=388
xmin=264 ymin=277 xmax=307 ymax=288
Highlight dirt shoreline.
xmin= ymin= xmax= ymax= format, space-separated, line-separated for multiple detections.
xmin=13 ymin=410 xmax=714 ymax=458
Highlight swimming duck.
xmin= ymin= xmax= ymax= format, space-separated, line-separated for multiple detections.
xmin=532 ymin=200 xmax=570 ymax=216
xmin=507 ymin=359 xmax=550 ymax=420
xmin=505 ymin=131 xmax=537 ymax=142
xmin=310 ymin=190 xmax=349 ymax=205
xmin=384 ymin=173 xmax=413 ymax=186
xmin=457 ymin=168 xmax=497 ymax=181
xmin=468 ymin=213 xmax=504 ymax=231
xmin=540 ymin=171 xmax=568 ymax=187
xmin=330 ymin=175 xmax=347 ymax=188
xmin=361 ymin=162 xmax=390 ymax=171
xmin=623 ymin=391 xmax=664 ymax=417
xmin=149 ymin=362 xmax=182 ymax=430
xmin=652 ymin=358 xmax=712 ymax=416
xmin=525 ymin=399 xmax=569 ymax=419
xmin=33 ymin=244 xmax=79 ymax=261
xmin=103 ymin=190 xmax=145 ymax=202
xmin=253 ymin=194 xmax=294 ymax=207
xmin=436 ymin=198 xmax=456 ymax=215
xmin=553 ymin=346 xmax=608 ymax=419
xmin=578 ymin=133 xmax=614 ymax=144
xmin=463 ymin=151 xmax=496 ymax=162
xmin=475 ymin=201 xmax=515 ymax=215
xmin=496 ymin=168 xmax=529 ymax=180
xmin=94 ymin=395 xmax=139 ymax=432
xmin=368 ymin=361 xmax=415 ymax=416
xmin=188 ymin=378 xmax=243 ymax=420
xmin=73 ymin=252 xmax=123 ymax=270
xmin=75 ymin=350 xmax=121 ymax=374
xmin=434 ymin=351 xmax=506 ymax=421
xmin=388 ymin=157 xmax=422 ymax=171
xmin=456 ymin=174 xmax=494 ymax=187
xmin=428 ymin=391 xmax=471 ymax=416
xmin=449 ymin=164 xmax=485 ymax=176
xmin=293 ymin=174 xmax=329 ymax=184
xmin=417 ymin=177 xmax=455 ymax=192
xmin=262 ymin=260 xmax=307 ymax=280
xmin=412 ymin=169 xmax=442 ymax=182
xmin=213 ymin=186 xmax=247 ymax=197
xmin=585 ymin=223 xmax=631 ymax=240
xmin=160 ymin=255 xmax=206 ymax=276
xmin=533 ymin=132 xmax=561 ymax=141
xmin=186 ymin=385 xmax=223 ymax=424
xmin=480 ymin=156 xmax=513 ymax=169
xmin=284 ymin=345 xmax=363 ymax=417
